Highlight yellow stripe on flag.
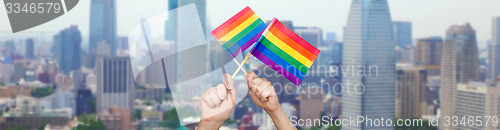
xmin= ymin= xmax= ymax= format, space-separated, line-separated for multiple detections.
xmin=219 ymin=14 xmax=259 ymax=41
xmin=264 ymin=32 xmax=314 ymax=68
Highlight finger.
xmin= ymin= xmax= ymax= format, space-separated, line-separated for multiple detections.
xmin=256 ymin=79 xmax=271 ymax=94
xmin=216 ymin=84 xmax=227 ymax=100
xmin=209 ymin=88 xmax=221 ymax=107
xmin=246 ymin=71 xmax=258 ymax=87
xmin=223 ymin=74 xmax=234 ymax=90
xmin=260 ymin=86 xmax=274 ymax=101
xmin=222 ymin=74 xmax=232 ymax=90
xmin=203 ymin=91 xmax=215 ymax=108
xmin=251 ymin=78 xmax=265 ymax=93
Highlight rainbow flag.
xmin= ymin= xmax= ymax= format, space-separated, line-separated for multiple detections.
xmin=211 ymin=6 xmax=267 ymax=58
xmin=250 ymin=18 xmax=320 ymax=86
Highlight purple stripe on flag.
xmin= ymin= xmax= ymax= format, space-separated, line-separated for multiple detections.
xmin=251 ymin=48 xmax=302 ymax=86
xmin=229 ymin=48 xmax=241 ymax=58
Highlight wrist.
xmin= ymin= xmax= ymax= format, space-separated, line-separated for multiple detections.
xmin=198 ymin=120 xmax=223 ymax=130
xmin=264 ymin=105 xmax=283 ymax=117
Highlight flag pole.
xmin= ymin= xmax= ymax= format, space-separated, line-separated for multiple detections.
xmin=232 ymin=58 xmax=248 ymax=75
xmin=232 ymin=53 xmax=251 ymax=79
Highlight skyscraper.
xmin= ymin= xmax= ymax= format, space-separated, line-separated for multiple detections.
xmin=165 ymin=0 xmax=207 ymax=41
xmin=440 ymin=23 xmax=479 ymax=130
xmin=490 ymin=17 xmax=500 ymax=82
xmin=395 ymin=64 xmax=427 ymax=119
xmin=89 ymin=0 xmax=117 ymax=67
xmin=96 ymin=57 xmax=134 ymax=113
xmin=165 ymin=0 xmax=179 ymax=42
xmin=341 ymin=0 xmax=395 ymax=129
xmin=25 ymin=38 xmax=35 ymax=59
xmin=54 ymin=26 xmax=82 ymax=75
xmin=178 ymin=0 xmax=207 ymax=32
xmin=415 ymin=36 xmax=443 ymax=66
xmin=4 ymin=40 xmax=15 ymax=60
xmin=393 ymin=21 xmax=413 ymax=48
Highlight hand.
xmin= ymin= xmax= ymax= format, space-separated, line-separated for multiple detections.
xmin=245 ymin=71 xmax=297 ymax=130
xmin=198 ymin=74 xmax=235 ymax=130
xmin=245 ymin=71 xmax=281 ymax=113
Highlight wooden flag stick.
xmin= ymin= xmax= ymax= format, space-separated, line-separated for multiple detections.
xmin=232 ymin=59 xmax=248 ymax=75
xmin=232 ymin=54 xmax=251 ymax=79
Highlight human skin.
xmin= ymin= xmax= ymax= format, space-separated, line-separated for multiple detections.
xmin=197 ymin=74 xmax=235 ymax=130
xmin=197 ymin=72 xmax=296 ymax=130
xmin=245 ymin=71 xmax=296 ymax=130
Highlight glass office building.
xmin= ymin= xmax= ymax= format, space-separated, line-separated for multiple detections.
xmin=341 ymin=0 xmax=395 ymax=129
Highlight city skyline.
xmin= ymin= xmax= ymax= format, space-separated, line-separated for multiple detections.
xmin=0 ymin=0 xmax=498 ymax=45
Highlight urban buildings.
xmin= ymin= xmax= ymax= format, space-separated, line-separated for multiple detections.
xmin=25 ymin=38 xmax=35 ymax=59
xmin=96 ymin=57 xmax=134 ymax=113
xmin=165 ymin=0 xmax=207 ymax=42
xmin=0 ymin=96 xmax=69 ymax=129
xmin=54 ymin=25 xmax=82 ymax=75
xmin=395 ymin=64 xmax=427 ymax=119
xmin=490 ymin=16 xmax=500 ymax=82
xmin=393 ymin=21 xmax=413 ymax=48
xmin=295 ymin=26 xmax=322 ymax=48
xmin=0 ymin=63 xmax=14 ymax=83
xmin=299 ymin=87 xmax=324 ymax=126
xmin=75 ymin=88 xmax=94 ymax=116
xmin=98 ymin=106 xmax=132 ymax=130
xmin=141 ymin=111 xmax=163 ymax=128
xmin=51 ymin=90 xmax=76 ymax=114
xmin=341 ymin=0 xmax=396 ymax=129
xmin=325 ymin=32 xmax=337 ymax=42
xmin=455 ymin=82 xmax=499 ymax=130
xmin=395 ymin=46 xmax=415 ymax=64
xmin=415 ymin=36 xmax=443 ymax=66
xmin=4 ymin=40 xmax=15 ymax=59
xmin=440 ymin=23 xmax=479 ymax=130
xmin=89 ymin=0 xmax=117 ymax=67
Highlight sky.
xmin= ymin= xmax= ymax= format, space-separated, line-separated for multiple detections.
xmin=0 ymin=0 xmax=499 ymax=47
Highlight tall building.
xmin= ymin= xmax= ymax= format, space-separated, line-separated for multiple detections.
xmin=341 ymin=0 xmax=395 ymax=129
xmin=0 ymin=63 xmax=14 ymax=83
xmin=89 ymin=0 xmax=117 ymax=67
xmin=395 ymin=46 xmax=415 ymax=64
xmin=25 ymin=38 xmax=35 ymax=59
xmin=326 ymin=32 xmax=337 ymax=42
xmin=164 ymin=0 xmax=179 ymax=42
xmin=75 ymin=88 xmax=93 ymax=116
xmin=4 ymin=40 xmax=15 ymax=59
xmin=415 ymin=36 xmax=443 ymax=66
xmin=393 ymin=21 xmax=413 ymax=48
xmin=165 ymin=0 xmax=207 ymax=41
xmin=295 ymin=26 xmax=322 ymax=48
xmin=96 ymin=57 xmax=134 ymax=113
xmin=395 ymin=64 xmax=427 ymax=119
xmin=440 ymin=23 xmax=479 ymax=130
xmin=54 ymin=26 xmax=82 ymax=75
xmin=490 ymin=17 xmax=500 ymax=82
xmin=455 ymin=82 xmax=499 ymax=130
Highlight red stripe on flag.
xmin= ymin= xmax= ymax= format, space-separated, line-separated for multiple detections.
xmin=211 ymin=7 xmax=254 ymax=39
xmin=268 ymin=25 xmax=318 ymax=61
xmin=270 ymin=18 xmax=320 ymax=56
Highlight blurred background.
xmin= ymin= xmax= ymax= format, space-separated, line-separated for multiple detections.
xmin=0 ymin=0 xmax=499 ymax=129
